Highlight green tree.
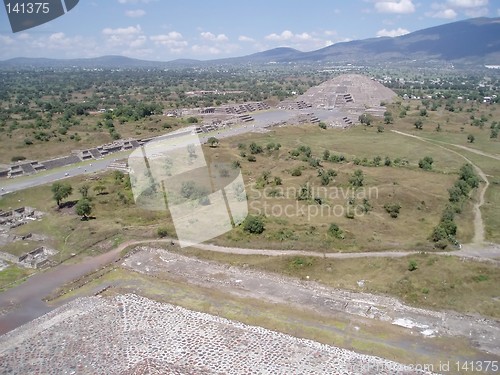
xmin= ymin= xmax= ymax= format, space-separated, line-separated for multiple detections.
xmin=383 ymin=111 xmax=393 ymax=124
xmin=207 ymin=137 xmax=219 ymax=148
xmin=243 ymin=215 xmax=265 ymax=234
xmin=328 ymin=223 xmax=345 ymax=239
xmin=349 ymin=169 xmax=364 ymax=187
xmin=418 ymin=156 xmax=434 ymax=170
xmin=384 ymin=203 xmax=401 ymax=218
xmin=467 ymin=134 xmax=475 ymax=143
xmin=75 ymin=198 xmax=92 ymax=219
xmin=157 ymin=227 xmax=168 ymax=238
xmin=323 ymin=149 xmax=330 ymax=161
xmin=359 ymin=114 xmax=372 ymax=126
xmin=93 ymin=184 xmax=106 ymax=195
xmin=249 ymin=142 xmax=263 ymax=154
xmin=51 ymin=182 xmax=73 ymax=207
xmin=408 ymin=260 xmax=418 ymax=271
xmin=79 ymin=184 xmax=89 ymax=199
xmin=414 ymin=119 xmax=423 ymax=130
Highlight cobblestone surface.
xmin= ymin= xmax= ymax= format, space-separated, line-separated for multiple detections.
xmin=122 ymin=247 xmax=500 ymax=357
xmin=0 ymin=294 xmax=435 ymax=375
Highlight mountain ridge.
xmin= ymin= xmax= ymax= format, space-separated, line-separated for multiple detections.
xmin=1 ymin=17 xmax=499 ymax=68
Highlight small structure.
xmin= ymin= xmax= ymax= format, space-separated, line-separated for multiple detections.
xmin=18 ymin=246 xmax=58 ymax=269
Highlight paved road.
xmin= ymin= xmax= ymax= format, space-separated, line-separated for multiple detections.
xmin=0 ymin=156 xmax=121 ymax=196
xmin=0 ymin=111 xmax=291 ymax=196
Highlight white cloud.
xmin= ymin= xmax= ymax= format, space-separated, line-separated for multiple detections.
xmin=150 ymin=32 xmax=188 ymax=53
xmin=376 ymin=28 xmax=410 ymax=37
xmin=463 ymin=7 xmax=488 ymax=16
xmin=265 ymin=30 xmax=294 ymax=41
xmin=427 ymin=0 xmax=488 ymax=19
xmin=200 ymin=32 xmax=228 ymax=42
xmin=102 ymin=25 xmax=142 ymax=36
xmin=324 ymin=30 xmax=338 ymax=36
xmin=191 ymin=45 xmax=221 ymax=55
xmin=102 ymin=25 xmax=145 ymax=49
xmin=374 ymin=0 xmax=416 ymax=14
xmin=0 ymin=35 xmax=14 ymax=45
xmin=429 ymin=8 xmax=458 ymax=18
xmin=125 ymin=9 xmax=146 ymax=18
xmin=447 ymin=0 xmax=488 ymax=8
xmin=238 ymin=35 xmax=255 ymax=42
xmin=263 ymin=30 xmax=347 ymax=51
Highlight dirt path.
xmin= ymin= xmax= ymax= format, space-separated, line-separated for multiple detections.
xmin=391 ymin=130 xmax=490 ymax=245
xmin=110 ymin=238 xmax=500 ymax=264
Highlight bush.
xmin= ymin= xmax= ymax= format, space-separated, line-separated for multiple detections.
xmin=319 ymin=122 xmax=327 ymax=129
xmin=11 ymin=155 xmax=26 ymax=162
xmin=243 ymin=215 xmax=265 ymax=234
xmin=249 ymin=142 xmax=263 ymax=154
xmin=349 ymin=169 xmax=364 ymax=187
xmin=323 ymin=150 xmax=330 ymax=161
xmin=408 ymin=260 xmax=418 ymax=271
xmin=384 ymin=203 xmax=401 ymax=218
xmin=291 ymin=167 xmax=302 ymax=176
xmin=328 ymin=223 xmax=345 ymax=239
xmin=418 ymin=156 xmax=434 ymax=170
xmin=247 ymin=155 xmax=256 ymax=162
xmin=157 ymin=227 xmax=168 ymax=238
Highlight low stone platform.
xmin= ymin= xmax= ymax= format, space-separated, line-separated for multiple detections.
xmin=0 ymin=294 xmax=435 ymax=374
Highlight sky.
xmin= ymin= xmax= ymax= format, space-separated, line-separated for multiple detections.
xmin=0 ymin=0 xmax=498 ymax=61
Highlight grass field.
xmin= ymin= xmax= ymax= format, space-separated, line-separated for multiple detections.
xmin=0 ymin=113 xmax=183 ymax=163
xmin=203 ymin=124 xmax=477 ymax=250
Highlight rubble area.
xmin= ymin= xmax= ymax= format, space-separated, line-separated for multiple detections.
xmin=122 ymin=247 xmax=500 ymax=357
xmin=0 ymin=207 xmax=43 ymax=233
xmin=0 ymin=294 xmax=435 ymax=375
xmin=0 ymin=207 xmax=54 ymax=270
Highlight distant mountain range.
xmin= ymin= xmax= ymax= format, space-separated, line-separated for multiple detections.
xmin=1 ymin=17 xmax=499 ymax=69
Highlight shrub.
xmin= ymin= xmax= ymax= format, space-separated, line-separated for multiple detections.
xmin=349 ymin=169 xmax=364 ymax=187
xmin=247 ymin=155 xmax=256 ymax=162
xmin=243 ymin=215 xmax=265 ymax=234
xmin=328 ymin=223 xmax=345 ymax=239
xmin=384 ymin=203 xmax=401 ymax=218
xmin=418 ymin=156 xmax=434 ymax=170
xmin=11 ymin=155 xmax=26 ymax=162
xmin=323 ymin=150 xmax=330 ymax=161
xmin=408 ymin=260 xmax=418 ymax=271
xmin=157 ymin=227 xmax=168 ymax=238
xmin=249 ymin=142 xmax=263 ymax=154
xmin=291 ymin=167 xmax=302 ymax=176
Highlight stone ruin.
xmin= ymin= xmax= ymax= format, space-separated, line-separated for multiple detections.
xmin=0 ymin=207 xmax=55 ymax=269
xmin=17 ymin=246 xmax=57 ymax=269
xmin=0 ymin=207 xmax=43 ymax=232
